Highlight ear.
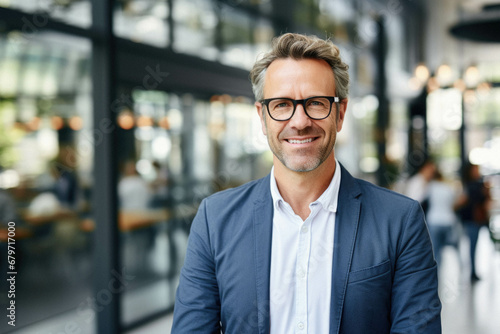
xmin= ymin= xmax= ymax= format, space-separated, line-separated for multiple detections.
xmin=255 ymin=101 xmax=267 ymax=136
xmin=336 ymin=98 xmax=348 ymax=132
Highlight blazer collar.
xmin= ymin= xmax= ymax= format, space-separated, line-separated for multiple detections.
xmin=253 ymin=174 xmax=273 ymax=334
xmin=329 ymin=164 xmax=362 ymax=334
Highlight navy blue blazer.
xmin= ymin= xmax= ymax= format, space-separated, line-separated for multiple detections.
xmin=172 ymin=165 xmax=441 ymax=333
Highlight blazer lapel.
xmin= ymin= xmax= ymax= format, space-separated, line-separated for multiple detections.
xmin=253 ymin=175 xmax=274 ymax=334
xmin=330 ymin=165 xmax=362 ymax=334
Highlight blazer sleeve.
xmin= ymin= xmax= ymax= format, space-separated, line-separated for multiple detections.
xmin=171 ymin=199 xmax=222 ymax=333
xmin=390 ymin=201 xmax=442 ymax=333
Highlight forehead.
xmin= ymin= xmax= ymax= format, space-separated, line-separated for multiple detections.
xmin=264 ymin=58 xmax=335 ymax=97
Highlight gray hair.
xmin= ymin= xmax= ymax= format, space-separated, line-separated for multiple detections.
xmin=250 ymin=33 xmax=349 ymax=102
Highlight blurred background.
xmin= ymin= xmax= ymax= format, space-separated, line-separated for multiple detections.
xmin=0 ymin=0 xmax=500 ymax=333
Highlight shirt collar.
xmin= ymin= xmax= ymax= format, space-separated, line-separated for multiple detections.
xmin=270 ymin=159 xmax=341 ymax=213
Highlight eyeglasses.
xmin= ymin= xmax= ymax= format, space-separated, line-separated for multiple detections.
xmin=260 ymin=96 xmax=339 ymax=121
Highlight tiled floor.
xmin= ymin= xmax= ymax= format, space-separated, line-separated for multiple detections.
xmin=438 ymin=228 xmax=500 ymax=334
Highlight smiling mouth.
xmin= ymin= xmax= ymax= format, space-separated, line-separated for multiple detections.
xmin=286 ymin=138 xmax=315 ymax=144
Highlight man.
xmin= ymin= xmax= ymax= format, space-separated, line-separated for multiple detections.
xmin=172 ymin=33 xmax=441 ymax=333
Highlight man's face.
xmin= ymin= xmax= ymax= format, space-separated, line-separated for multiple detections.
xmin=256 ymin=58 xmax=347 ymax=172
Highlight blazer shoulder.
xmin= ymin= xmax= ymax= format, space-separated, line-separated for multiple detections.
xmin=204 ymin=175 xmax=270 ymax=210
xmin=354 ymin=176 xmax=420 ymax=209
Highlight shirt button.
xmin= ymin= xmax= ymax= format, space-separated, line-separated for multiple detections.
xmin=301 ymin=225 xmax=309 ymax=234
xmin=297 ymin=322 xmax=305 ymax=330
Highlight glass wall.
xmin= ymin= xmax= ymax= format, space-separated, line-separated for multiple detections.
xmin=0 ymin=30 xmax=94 ymax=332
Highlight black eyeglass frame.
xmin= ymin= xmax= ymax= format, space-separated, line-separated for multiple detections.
xmin=259 ymin=96 xmax=340 ymax=121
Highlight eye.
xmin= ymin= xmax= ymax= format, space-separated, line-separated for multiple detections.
xmin=270 ymin=99 xmax=293 ymax=109
xmin=307 ymin=99 xmax=327 ymax=107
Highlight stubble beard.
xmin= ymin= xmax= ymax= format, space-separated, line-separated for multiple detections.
xmin=267 ymin=130 xmax=336 ymax=173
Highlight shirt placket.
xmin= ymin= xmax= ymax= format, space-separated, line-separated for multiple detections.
xmin=294 ymin=209 xmax=314 ymax=333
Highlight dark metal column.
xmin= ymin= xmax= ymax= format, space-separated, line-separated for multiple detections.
xmin=459 ymin=97 xmax=467 ymax=178
xmin=374 ymin=16 xmax=389 ymax=187
xmin=167 ymin=0 xmax=174 ymax=48
xmin=272 ymin=0 xmax=294 ymax=34
xmin=181 ymin=95 xmax=195 ymax=187
xmin=91 ymin=1 xmax=120 ymax=333
xmin=408 ymin=89 xmax=429 ymax=175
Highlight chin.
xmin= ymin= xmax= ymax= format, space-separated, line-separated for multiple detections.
xmin=283 ymin=159 xmax=322 ymax=172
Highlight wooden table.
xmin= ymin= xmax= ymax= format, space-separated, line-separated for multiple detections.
xmin=20 ymin=209 xmax=79 ymax=226
xmin=80 ymin=209 xmax=170 ymax=232
xmin=0 ymin=227 xmax=32 ymax=242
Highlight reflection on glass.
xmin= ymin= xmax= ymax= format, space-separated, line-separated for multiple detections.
xmin=114 ymin=0 xmax=169 ymax=47
xmin=427 ymin=88 xmax=463 ymax=131
xmin=3 ymin=0 xmax=92 ymax=28
xmin=220 ymin=5 xmax=274 ymax=69
xmin=294 ymin=0 xmax=320 ymax=28
xmin=253 ymin=18 xmax=274 ymax=55
xmin=193 ymin=101 xmax=213 ymax=181
xmin=173 ymin=0 xmax=218 ymax=60
xmin=463 ymin=87 xmax=500 ymax=175
xmin=220 ymin=4 xmax=252 ymax=68
xmin=315 ymin=0 xmax=354 ymax=41
xmin=426 ymin=88 xmax=462 ymax=177
xmin=0 ymin=49 xmax=20 ymax=97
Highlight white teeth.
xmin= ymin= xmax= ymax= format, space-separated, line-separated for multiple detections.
xmin=288 ymin=138 xmax=313 ymax=144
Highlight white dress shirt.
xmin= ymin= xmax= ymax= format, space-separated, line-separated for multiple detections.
xmin=404 ymin=174 xmax=427 ymax=203
xmin=426 ymin=180 xmax=457 ymax=226
xmin=269 ymin=160 xmax=341 ymax=334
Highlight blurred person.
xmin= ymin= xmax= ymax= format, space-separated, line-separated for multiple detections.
xmin=50 ymin=162 xmax=79 ymax=210
xmin=35 ymin=146 xmax=81 ymax=211
xmin=149 ymin=160 xmax=169 ymax=209
xmin=426 ymin=168 xmax=459 ymax=266
xmin=118 ymin=160 xmax=151 ymax=210
xmin=118 ymin=160 xmax=155 ymax=272
xmin=455 ymin=163 xmax=491 ymax=282
xmin=403 ymin=159 xmax=436 ymax=213
xmin=0 ymin=189 xmax=17 ymax=227
xmin=172 ymin=33 xmax=441 ymax=333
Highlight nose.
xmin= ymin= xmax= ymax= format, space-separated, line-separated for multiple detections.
xmin=288 ymin=103 xmax=312 ymax=129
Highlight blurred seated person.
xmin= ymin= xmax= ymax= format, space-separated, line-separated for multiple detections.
xmin=33 ymin=146 xmax=81 ymax=211
xmin=149 ymin=160 xmax=169 ymax=209
xmin=50 ymin=161 xmax=79 ymax=210
xmin=118 ymin=160 xmax=151 ymax=211
xmin=0 ymin=188 xmax=17 ymax=228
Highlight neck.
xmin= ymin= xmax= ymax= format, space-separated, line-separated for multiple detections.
xmin=274 ymin=155 xmax=336 ymax=220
